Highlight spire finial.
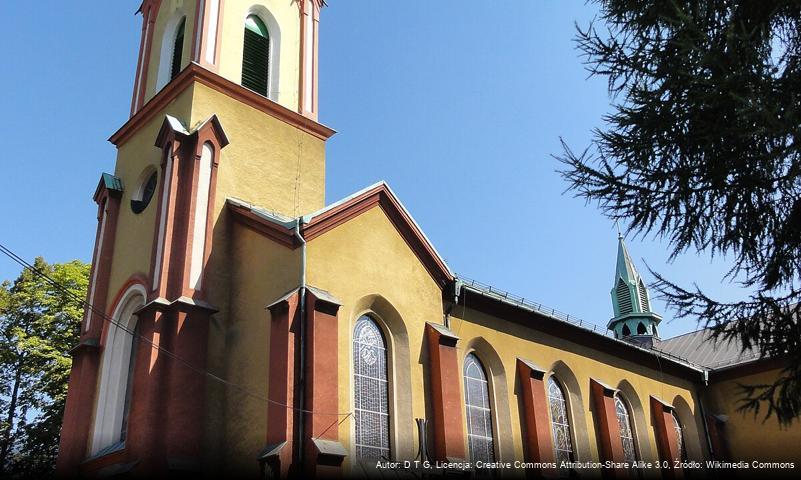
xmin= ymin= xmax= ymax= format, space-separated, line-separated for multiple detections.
xmin=615 ymin=220 xmax=622 ymax=239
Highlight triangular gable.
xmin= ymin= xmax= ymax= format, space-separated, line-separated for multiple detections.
xmin=227 ymin=182 xmax=453 ymax=288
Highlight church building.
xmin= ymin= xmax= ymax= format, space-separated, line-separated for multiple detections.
xmin=56 ymin=1 xmax=798 ymax=478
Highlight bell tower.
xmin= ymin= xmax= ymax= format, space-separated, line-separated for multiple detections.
xmin=132 ymin=0 xmax=321 ymax=120
xmin=607 ymin=234 xmax=663 ymax=347
xmin=57 ymin=1 xmax=333 ymax=477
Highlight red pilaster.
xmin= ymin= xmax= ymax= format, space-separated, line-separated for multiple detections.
xmin=517 ymin=358 xmax=556 ymax=477
xmin=425 ymin=322 xmax=466 ymax=461
xmin=705 ymin=414 xmax=730 ymax=462
xmin=303 ymin=288 xmax=345 ymax=476
xmin=650 ymin=396 xmax=683 ymax=480
xmin=591 ymin=379 xmax=624 ymax=477
xmin=123 ymin=303 xmax=169 ymax=475
xmin=55 ymin=176 xmax=123 ymax=477
xmin=163 ymin=302 xmax=215 ymax=473
xmin=264 ymin=290 xmax=301 ymax=477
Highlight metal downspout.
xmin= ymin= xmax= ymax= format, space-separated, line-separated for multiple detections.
xmin=294 ymin=220 xmax=307 ymax=468
xmin=698 ymin=369 xmax=718 ymax=473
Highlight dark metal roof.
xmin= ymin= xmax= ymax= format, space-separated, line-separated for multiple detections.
xmin=654 ymin=328 xmax=759 ymax=369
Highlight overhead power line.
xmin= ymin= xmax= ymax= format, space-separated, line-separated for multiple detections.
xmin=0 ymin=242 xmax=352 ymax=418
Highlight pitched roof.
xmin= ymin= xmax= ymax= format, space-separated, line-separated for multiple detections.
xmin=654 ymin=328 xmax=758 ymax=369
xmin=615 ymin=235 xmax=640 ymax=284
xmin=227 ymin=181 xmax=453 ymax=287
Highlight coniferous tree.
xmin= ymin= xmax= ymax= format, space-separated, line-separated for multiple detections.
xmin=559 ymin=0 xmax=801 ymax=424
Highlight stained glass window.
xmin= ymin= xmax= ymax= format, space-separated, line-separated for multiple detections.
xmin=672 ymin=412 xmax=686 ymax=461
xmin=353 ymin=315 xmax=390 ymax=460
xmin=464 ymin=353 xmax=495 ymax=463
xmin=547 ymin=376 xmax=574 ymax=468
xmin=615 ymin=395 xmax=637 ymax=464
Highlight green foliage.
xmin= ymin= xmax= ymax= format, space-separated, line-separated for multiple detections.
xmin=559 ymin=0 xmax=801 ymax=424
xmin=0 ymin=258 xmax=90 ymax=477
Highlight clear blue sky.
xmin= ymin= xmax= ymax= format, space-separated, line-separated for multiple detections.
xmin=0 ymin=1 xmax=749 ymax=338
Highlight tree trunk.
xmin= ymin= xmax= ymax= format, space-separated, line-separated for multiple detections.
xmin=0 ymin=357 xmax=24 ymax=475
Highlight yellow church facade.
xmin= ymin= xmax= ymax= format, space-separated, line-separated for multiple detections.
xmin=56 ymin=1 xmax=799 ymax=478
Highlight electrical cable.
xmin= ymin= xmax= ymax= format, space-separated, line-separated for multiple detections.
xmin=0 ymin=242 xmax=352 ymax=417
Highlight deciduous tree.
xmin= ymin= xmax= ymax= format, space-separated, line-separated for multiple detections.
xmin=0 ymin=258 xmax=89 ymax=477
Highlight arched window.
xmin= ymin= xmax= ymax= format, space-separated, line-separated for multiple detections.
xmin=90 ymin=285 xmax=145 ymax=455
xmin=547 ymin=376 xmax=574 ymax=466
xmin=671 ymin=412 xmax=687 ymax=461
xmin=463 ymin=353 xmax=495 ymax=463
xmin=353 ymin=315 xmax=390 ymax=460
xmin=637 ymin=322 xmax=647 ymax=335
xmin=242 ymin=14 xmax=270 ymax=96
xmin=622 ymin=324 xmax=631 ymax=337
xmin=615 ymin=395 xmax=637 ymax=464
xmin=170 ymin=17 xmax=186 ymax=80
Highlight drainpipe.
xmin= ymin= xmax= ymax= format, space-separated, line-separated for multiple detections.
xmin=698 ymin=369 xmax=717 ymax=471
xmin=294 ymin=219 xmax=307 ymax=468
xmin=444 ymin=279 xmax=461 ymax=329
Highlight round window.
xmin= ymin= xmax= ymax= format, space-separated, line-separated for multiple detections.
xmin=131 ymin=169 xmax=158 ymax=214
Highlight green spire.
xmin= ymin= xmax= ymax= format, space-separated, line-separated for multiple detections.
xmin=608 ymin=233 xmax=662 ymax=343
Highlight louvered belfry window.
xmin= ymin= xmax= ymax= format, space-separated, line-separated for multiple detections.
xmin=547 ymin=376 xmax=574 ymax=467
xmin=615 ymin=395 xmax=638 ymax=464
xmin=170 ymin=18 xmax=185 ymax=81
xmin=463 ymin=353 xmax=495 ymax=463
xmin=638 ymin=279 xmax=650 ymax=312
xmin=353 ymin=316 xmax=390 ymax=460
xmin=616 ymin=279 xmax=633 ymax=315
xmin=242 ymin=15 xmax=270 ymax=96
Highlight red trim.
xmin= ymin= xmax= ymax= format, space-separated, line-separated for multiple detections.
xmin=266 ymin=292 xmax=300 ymax=477
xmin=228 ymin=204 xmax=299 ymax=248
xmin=214 ymin=1 xmax=225 ymax=68
xmin=135 ymin=1 xmax=162 ymax=113
xmin=516 ymin=359 xmax=555 ymax=475
xmin=303 ymin=290 xmax=344 ymax=475
xmin=131 ymin=11 xmax=148 ymax=116
xmin=227 ymin=183 xmax=453 ymax=288
xmin=190 ymin=0 xmax=204 ymax=65
xmin=101 ymin=274 xmax=150 ymax=345
xmin=424 ymin=323 xmax=466 ymax=461
xmin=650 ymin=396 xmax=683 ymax=479
xmin=590 ymin=379 xmax=625 ymax=477
xmin=110 ymin=63 xmax=336 ymax=147
xmin=302 ymin=185 xmax=452 ymax=288
xmin=298 ymin=0 xmax=306 ymax=115
xmin=705 ymin=414 xmax=731 ymax=462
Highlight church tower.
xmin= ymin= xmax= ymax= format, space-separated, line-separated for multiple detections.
xmin=607 ymin=234 xmax=662 ymax=347
xmin=57 ymin=1 xmax=332 ymax=477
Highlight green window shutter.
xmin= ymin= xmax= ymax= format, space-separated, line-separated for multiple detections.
xmin=170 ymin=18 xmax=186 ymax=81
xmin=241 ymin=15 xmax=270 ymax=96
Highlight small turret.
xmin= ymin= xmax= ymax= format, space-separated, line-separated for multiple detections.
xmin=608 ymin=233 xmax=662 ymax=347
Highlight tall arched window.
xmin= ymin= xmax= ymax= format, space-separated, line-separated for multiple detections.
xmin=90 ymin=284 xmax=145 ymax=455
xmin=170 ymin=17 xmax=186 ymax=81
xmin=671 ymin=412 xmax=687 ymax=461
xmin=242 ymin=15 xmax=270 ymax=96
xmin=547 ymin=376 xmax=574 ymax=466
xmin=353 ymin=315 xmax=390 ymax=460
xmin=615 ymin=395 xmax=637 ymax=464
xmin=463 ymin=353 xmax=495 ymax=463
